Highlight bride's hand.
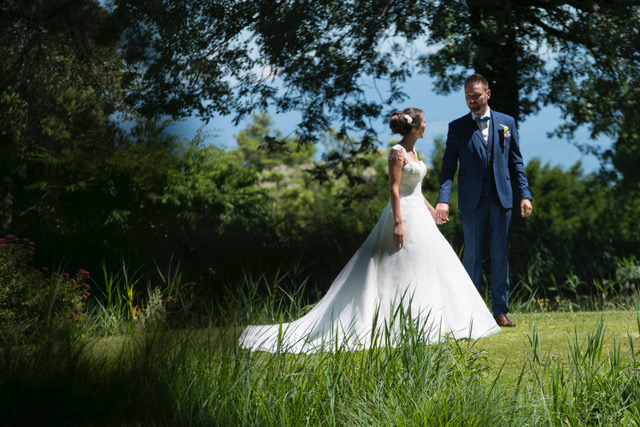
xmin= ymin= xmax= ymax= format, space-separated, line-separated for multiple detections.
xmin=435 ymin=202 xmax=449 ymax=223
xmin=393 ymin=224 xmax=404 ymax=249
xmin=430 ymin=208 xmax=447 ymax=225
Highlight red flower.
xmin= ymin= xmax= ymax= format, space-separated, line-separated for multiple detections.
xmin=77 ymin=269 xmax=90 ymax=280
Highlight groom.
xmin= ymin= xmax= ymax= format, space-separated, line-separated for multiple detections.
xmin=435 ymin=74 xmax=532 ymax=327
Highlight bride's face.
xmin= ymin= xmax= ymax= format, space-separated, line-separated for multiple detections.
xmin=417 ymin=118 xmax=426 ymax=138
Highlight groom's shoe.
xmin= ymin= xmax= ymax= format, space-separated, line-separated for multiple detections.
xmin=495 ymin=314 xmax=516 ymax=327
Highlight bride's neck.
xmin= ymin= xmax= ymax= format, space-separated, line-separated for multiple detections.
xmin=400 ymin=136 xmax=417 ymax=152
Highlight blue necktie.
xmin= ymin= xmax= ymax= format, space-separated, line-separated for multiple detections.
xmin=475 ymin=116 xmax=490 ymax=122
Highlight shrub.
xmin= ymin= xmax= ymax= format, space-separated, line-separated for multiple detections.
xmin=139 ymin=287 xmax=167 ymax=330
xmin=0 ymin=235 xmax=90 ymax=345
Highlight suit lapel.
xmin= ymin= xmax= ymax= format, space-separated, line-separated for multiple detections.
xmin=489 ymin=111 xmax=500 ymax=159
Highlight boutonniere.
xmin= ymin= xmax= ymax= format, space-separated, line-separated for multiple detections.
xmin=499 ymin=124 xmax=511 ymax=139
xmin=498 ymin=124 xmax=511 ymax=152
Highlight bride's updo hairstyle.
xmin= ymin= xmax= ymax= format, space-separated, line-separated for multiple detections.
xmin=389 ymin=108 xmax=424 ymax=136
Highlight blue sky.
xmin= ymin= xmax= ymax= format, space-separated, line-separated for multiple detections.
xmin=169 ymin=75 xmax=610 ymax=174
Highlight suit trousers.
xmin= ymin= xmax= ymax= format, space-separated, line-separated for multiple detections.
xmin=460 ymin=188 xmax=512 ymax=317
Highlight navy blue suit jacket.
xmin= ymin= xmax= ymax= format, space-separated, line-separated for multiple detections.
xmin=438 ymin=110 xmax=531 ymax=212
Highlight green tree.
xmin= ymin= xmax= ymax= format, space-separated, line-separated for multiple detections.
xmin=3 ymin=0 xmax=639 ymax=294
xmin=107 ymin=0 xmax=639 ymax=183
xmin=235 ymin=113 xmax=316 ymax=172
xmin=510 ymin=160 xmax=613 ymax=287
xmin=0 ymin=0 xmax=122 ymax=232
xmin=544 ymin=4 xmax=640 ymax=192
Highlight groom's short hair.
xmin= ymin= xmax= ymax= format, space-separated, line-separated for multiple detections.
xmin=465 ymin=74 xmax=489 ymax=91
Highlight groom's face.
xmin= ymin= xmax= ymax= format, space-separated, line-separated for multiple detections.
xmin=465 ymin=83 xmax=491 ymax=116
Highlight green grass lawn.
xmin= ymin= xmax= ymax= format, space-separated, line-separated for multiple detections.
xmin=3 ymin=309 xmax=640 ymax=426
xmin=90 ymin=310 xmax=640 ymax=372
xmin=477 ymin=310 xmax=640 ymax=380
xmin=85 ymin=309 xmax=640 ymax=390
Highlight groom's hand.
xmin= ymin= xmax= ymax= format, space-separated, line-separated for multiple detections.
xmin=520 ymin=198 xmax=533 ymax=217
xmin=435 ymin=202 xmax=449 ymax=223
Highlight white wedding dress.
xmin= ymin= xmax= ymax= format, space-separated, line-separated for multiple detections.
xmin=239 ymin=144 xmax=499 ymax=353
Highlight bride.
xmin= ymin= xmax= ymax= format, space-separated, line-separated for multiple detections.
xmin=239 ymin=108 xmax=500 ymax=353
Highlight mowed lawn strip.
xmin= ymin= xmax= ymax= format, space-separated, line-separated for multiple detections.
xmin=475 ymin=310 xmax=640 ymax=381
xmin=84 ymin=310 xmax=640 ymax=381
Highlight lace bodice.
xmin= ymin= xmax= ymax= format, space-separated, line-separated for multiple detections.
xmin=389 ymin=144 xmax=427 ymax=202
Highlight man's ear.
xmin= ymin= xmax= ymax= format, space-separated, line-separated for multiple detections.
xmin=486 ymin=89 xmax=491 ymax=100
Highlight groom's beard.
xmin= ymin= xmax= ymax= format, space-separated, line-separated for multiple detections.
xmin=469 ymin=105 xmax=487 ymax=115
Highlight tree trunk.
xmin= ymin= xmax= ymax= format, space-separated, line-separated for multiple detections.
xmin=468 ymin=0 xmax=521 ymax=124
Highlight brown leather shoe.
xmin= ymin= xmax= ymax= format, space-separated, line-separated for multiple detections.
xmin=495 ymin=314 xmax=516 ymax=327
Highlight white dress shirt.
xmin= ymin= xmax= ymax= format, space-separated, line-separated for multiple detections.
xmin=471 ymin=109 xmax=491 ymax=145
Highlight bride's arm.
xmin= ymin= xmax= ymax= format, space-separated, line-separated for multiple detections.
xmin=423 ymin=196 xmax=436 ymax=215
xmin=388 ymin=148 xmax=405 ymax=249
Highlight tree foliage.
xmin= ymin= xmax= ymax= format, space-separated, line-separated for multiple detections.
xmin=544 ymin=3 xmax=640 ymax=192
xmin=106 ymin=0 xmax=640 ymax=185
xmin=0 ymin=0 xmax=122 ymax=230
xmin=1 ymin=0 xmax=640 ymax=294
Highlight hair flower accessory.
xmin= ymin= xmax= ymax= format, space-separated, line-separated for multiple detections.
xmin=403 ymin=114 xmax=413 ymax=124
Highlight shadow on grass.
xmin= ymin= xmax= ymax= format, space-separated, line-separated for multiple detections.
xmin=0 ymin=330 xmax=189 ymax=426
xmin=2 ymin=312 xmax=640 ymax=426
